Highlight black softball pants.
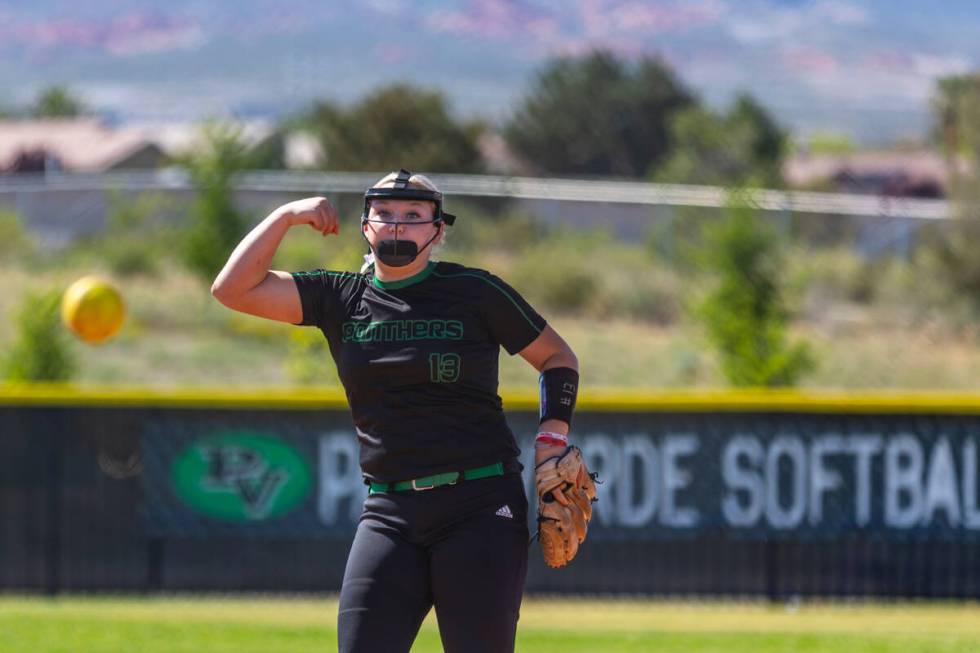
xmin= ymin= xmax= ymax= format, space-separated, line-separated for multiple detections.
xmin=337 ymin=472 xmax=529 ymax=653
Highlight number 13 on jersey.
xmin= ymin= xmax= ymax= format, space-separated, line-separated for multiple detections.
xmin=429 ymin=353 xmax=461 ymax=382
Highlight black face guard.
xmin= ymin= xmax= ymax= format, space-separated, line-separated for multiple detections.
xmin=360 ymin=169 xmax=457 ymax=226
xmin=360 ymin=169 xmax=456 ymax=268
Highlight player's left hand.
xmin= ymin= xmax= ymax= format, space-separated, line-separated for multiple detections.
xmin=534 ymin=445 xmax=598 ymax=568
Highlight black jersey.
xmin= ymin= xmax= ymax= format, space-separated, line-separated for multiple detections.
xmin=292 ymin=260 xmax=547 ymax=482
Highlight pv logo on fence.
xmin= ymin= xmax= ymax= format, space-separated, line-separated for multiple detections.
xmin=172 ymin=431 xmax=312 ymax=521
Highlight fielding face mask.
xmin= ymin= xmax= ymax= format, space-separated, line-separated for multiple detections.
xmin=363 ymin=227 xmax=441 ymax=268
xmin=360 ymin=169 xmax=456 ymax=269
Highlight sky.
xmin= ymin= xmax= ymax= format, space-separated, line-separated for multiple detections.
xmin=3 ymin=0 xmax=978 ymax=144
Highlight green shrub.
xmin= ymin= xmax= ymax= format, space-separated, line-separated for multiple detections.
xmin=646 ymin=205 xmax=725 ymax=272
xmin=785 ymin=247 xmax=875 ymax=305
xmin=508 ymin=231 xmax=601 ymax=315
xmin=3 ymin=288 xmax=76 ymax=382
xmin=442 ymin=205 xmax=545 ymax=254
xmin=928 ymin=215 xmax=980 ymax=314
xmin=448 ymin=218 xmax=683 ymax=324
xmin=694 ymin=195 xmax=814 ymax=387
xmin=586 ymin=246 xmax=683 ymax=324
xmin=285 ymin=328 xmax=340 ymax=385
xmin=98 ymin=191 xmax=179 ymax=277
xmin=273 ymin=228 xmax=333 ymax=272
xmin=224 ymin=313 xmax=291 ymax=343
xmin=272 ymin=223 xmax=368 ymax=273
xmin=0 ymin=209 xmax=36 ymax=264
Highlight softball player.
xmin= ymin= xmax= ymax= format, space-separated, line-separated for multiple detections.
xmin=211 ymin=170 xmax=583 ymax=653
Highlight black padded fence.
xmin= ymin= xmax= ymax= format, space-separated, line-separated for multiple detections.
xmin=3 ymin=390 xmax=980 ymax=598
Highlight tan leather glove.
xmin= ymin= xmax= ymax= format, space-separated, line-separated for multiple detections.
xmin=534 ymin=445 xmax=598 ymax=568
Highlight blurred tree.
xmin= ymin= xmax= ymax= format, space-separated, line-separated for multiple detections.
xmin=924 ymin=191 xmax=980 ymax=313
xmin=3 ymin=288 xmax=76 ymax=382
xmin=178 ymin=121 xmax=251 ymax=282
xmin=928 ymin=74 xmax=980 ymax=308
xmin=932 ymin=73 xmax=980 ymax=162
xmin=695 ymin=193 xmax=813 ymax=387
xmin=653 ymin=94 xmax=787 ymax=187
xmin=32 ymin=85 xmax=87 ymax=118
xmin=248 ymin=130 xmax=287 ymax=170
xmin=307 ymin=84 xmax=484 ymax=172
xmin=928 ymin=166 xmax=980 ymax=311
xmin=504 ymin=50 xmax=693 ymax=177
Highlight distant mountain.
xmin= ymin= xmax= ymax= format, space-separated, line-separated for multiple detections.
xmin=4 ymin=1 xmax=978 ymax=144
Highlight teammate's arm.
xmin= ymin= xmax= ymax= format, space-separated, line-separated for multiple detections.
xmin=518 ymin=325 xmax=579 ymax=465
xmin=211 ymin=197 xmax=339 ymax=323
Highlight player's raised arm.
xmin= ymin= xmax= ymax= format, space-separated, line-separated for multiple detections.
xmin=210 ymin=197 xmax=339 ymax=323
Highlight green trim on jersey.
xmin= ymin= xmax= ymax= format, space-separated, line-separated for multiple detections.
xmin=292 ymin=270 xmax=361 ymax=280
xmin=371 ymin=261 xmax=436 ymax=290
xmin=432 ymin=270 xmax=543 ymax=334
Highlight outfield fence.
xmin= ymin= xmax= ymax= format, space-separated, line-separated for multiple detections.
xmin=3 ymin=386 xmax=980 ymax=598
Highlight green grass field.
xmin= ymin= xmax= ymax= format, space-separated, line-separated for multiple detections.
xmin=1 ymin=595 xmax=979 ymax=653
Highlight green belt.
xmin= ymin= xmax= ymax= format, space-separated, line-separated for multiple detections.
xmin=369 ymin=462 xmax=505 ymax=493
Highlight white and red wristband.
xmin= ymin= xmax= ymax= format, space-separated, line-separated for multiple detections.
xmin=535 ymin=431 xmax=569 ymax=448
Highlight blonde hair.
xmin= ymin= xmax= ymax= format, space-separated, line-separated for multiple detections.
xmin=370 ymin=171 xmax=441 ymax=193
xmin=367 ymin=171 xmax=441 ymax=220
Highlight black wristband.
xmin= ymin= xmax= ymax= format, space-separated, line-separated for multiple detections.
xmin=539 ymin=367 xmax=579 ymax=426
